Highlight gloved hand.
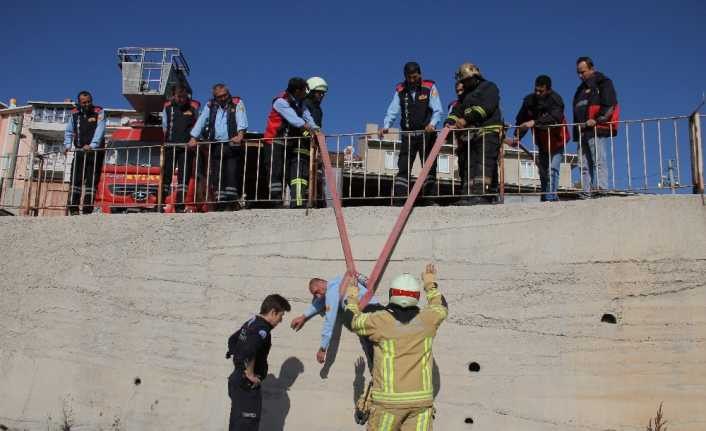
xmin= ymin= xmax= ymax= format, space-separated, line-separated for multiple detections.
xmin=346 ymin=275 xmax=360 ymax=303
xmin=422 ymin=263 xmax=436 ymax=290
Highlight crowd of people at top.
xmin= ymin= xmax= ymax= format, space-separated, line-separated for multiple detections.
xmin=63 ymin=56 xmax=618 ymax=214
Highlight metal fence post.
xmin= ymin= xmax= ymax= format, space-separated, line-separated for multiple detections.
xmin=688 ymin=113 xmax=704 ymax=195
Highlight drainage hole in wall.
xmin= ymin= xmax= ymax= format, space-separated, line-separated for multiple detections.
xmin=601 ymin=313 xmax=617 ymax=324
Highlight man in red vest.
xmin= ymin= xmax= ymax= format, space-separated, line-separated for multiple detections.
xmin=263 ymin=77 xmax=318 ymax=207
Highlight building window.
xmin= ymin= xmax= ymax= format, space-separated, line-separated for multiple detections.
xmin=437 ymin=154 xmax=450 ymax=173
xmin=43 ymin=108 xmax=55 ymax=123
xmin=520 ymin=160 xmax=539 ymax=179
xmin=384 ymin=151 xmax=398 ymax=170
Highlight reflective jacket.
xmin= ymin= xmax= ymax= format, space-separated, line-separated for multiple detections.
xmin=345 ymin=282 xmax=448 ymax=408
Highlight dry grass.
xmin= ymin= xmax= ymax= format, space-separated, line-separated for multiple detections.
xmin=646 ymin=403 xmax=667 ymax=431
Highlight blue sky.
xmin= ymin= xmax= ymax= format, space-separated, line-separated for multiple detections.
xmin=2 ymin=0 xmax=703 ymax=132
xmin=1 ymin=0 xmax=704 ymax=189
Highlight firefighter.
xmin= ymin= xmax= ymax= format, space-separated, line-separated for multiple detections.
xmin=189 ymin=83 xmax=248 ymax=211
xmin=446 ymin=63 xmax=503 ymax=205
xmin=225 ymin=294 xmax=291 ymax=431
xmin=505 ymin=75 xmax=570 ymax=201
xmin=63 ymin=91 xmax=106 ymax=215
xmin=379 ymin=62 xmax=443 ymax=205
xmin=161 ymin=84 xmax=200 ymax=212
xmin=304 ymin=76 xmax=328 ymax=208
xmin=263 ymin=77 xmax=319 ymax=208
xmin=572 ymin=57 xmax=619 ymax=198
xmin=343 ymin=263 xmax=448 ymax=430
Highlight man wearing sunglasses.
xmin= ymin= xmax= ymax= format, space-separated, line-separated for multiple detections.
xmin=189 ymin=83 xmax=249 ymax=211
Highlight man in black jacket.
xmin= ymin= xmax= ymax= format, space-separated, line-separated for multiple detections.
xmin=446 ymin=62 xmax=503 ymax=205
xmin=573 ymin=57 xmax=619 ymax=197
xmin=226 ymin=294 xmax=291 ymax=431
xmin=506 ymin=75 xmax=570 ymax=201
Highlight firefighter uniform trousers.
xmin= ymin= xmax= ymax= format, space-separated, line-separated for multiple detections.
xmin=210 ymin=142 xmax=242 ymax=205
xmin=347 ymin=283 xmax=448 ymax=431
xmin=394 ymin=132 xmax=438 ymax=198
xmin=457 ymin=131 xmax=500 ymax=195
xmin=269 ymin=138 xmax=310 ymax=207
xmin=368 ymin=405 xmax=434 ymax=431
xmin=68 ymin=150 xmax=104 ymax=213
xmin=162 ymin=146 xmax=193 ymax=210
xmin=228 ymin=372 xmax=261 ymax=431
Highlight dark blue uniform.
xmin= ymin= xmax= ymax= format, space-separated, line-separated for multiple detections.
xmin=226 ymin=315 xmax=272 ymax=431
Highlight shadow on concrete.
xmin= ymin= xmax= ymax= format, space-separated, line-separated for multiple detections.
xmin=260 ymin=357 xmax=304 ymax=431
xmin=319 ymin=313 xmax=344 ymax=379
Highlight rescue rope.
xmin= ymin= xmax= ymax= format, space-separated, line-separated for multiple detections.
xmin=314 ymin=128 xmax=451 ymax=308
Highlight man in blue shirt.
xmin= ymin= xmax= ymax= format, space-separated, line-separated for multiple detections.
xmin=263 ymin=77 xmax=319 ymax=207
xmin=379 ymin=62 xmax=443 ymax=205
xmin=63 ymin=91 xmax=106 ymax=215
xmin=290 ymin=274 xmax=380 ymax=365
xmin=189 ymin=83 xmax=248 ymax=211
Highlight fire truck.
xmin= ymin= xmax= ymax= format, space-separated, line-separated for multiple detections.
xmin=94 ymin=47 xmax=203 ymax=213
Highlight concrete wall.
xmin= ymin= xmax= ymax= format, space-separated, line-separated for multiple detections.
xmin=0 ymin=196 xmax=704 ymax=430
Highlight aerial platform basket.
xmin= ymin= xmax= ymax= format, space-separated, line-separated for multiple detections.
xmin=117 ymin=47 xmax=192 ymax=113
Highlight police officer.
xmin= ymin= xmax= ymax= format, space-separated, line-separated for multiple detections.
xmin=263 ymin=77 xmax=319 ymax=208
xmin=63 ymin=91 xmax=106 ymax=215
xmin=379 ymin=62 xmax=443 ymax=205
xmin=162 ymin=84 xmax=200 ymax=212
xmin=446 ymin=63 xmax=503 ymax=205
xmin=189 ymin=83 xmax=248 ymax=211
xmin=226 ymin=294 xmax=291 ymax=431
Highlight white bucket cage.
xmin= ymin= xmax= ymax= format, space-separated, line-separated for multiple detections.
xmin=117 ymin=47 xmax=192 ymax=114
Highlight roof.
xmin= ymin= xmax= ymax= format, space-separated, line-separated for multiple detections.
xmin=0 ymin=101 xmax=7 ymax=109
xmin=27 ymin=101 xmax=136 ymax=114
xmin=0 ymin=105 xmax=31 ymax=115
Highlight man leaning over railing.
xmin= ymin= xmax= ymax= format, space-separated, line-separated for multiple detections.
xmin=446 ymin=62 xmax=503 ymax=206
xmin=263 ymin=77 xmax=319 ymax=208
xmin=505 ymin=75 xmax=570 ymax=202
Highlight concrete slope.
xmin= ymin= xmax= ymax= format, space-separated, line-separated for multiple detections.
xmin=0 ymin=196 xmax=704 ymax=431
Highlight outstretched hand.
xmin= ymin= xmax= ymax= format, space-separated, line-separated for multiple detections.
xmin=291 ymin=315 xmax=306 ymax=331
xmin=422 ymin=263 xmax=436 ymax=287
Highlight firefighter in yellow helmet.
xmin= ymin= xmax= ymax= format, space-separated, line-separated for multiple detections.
xmin=445 ymin=62 xmax=503 ymax=205
xmin=343 ymin=263 xmax=448 ymax=430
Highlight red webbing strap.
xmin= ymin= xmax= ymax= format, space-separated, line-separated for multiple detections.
xmin=314 ymin=132 xmax=357 ymax=297
xmin=358 ymin=128 xmax=450 ymax=308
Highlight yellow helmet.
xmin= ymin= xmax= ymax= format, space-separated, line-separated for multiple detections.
xmin=455 ymin=63 xmax=481 ymax=81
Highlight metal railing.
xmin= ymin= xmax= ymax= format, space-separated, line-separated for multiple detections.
xmin=0 ymin=113 xmax=702 ymax=216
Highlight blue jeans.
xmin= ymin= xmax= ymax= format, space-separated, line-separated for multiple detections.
xmin=538 ymin=148 xmax=564 ymax=201
xmin=580 ymin=135 xmax=609 ymax=195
